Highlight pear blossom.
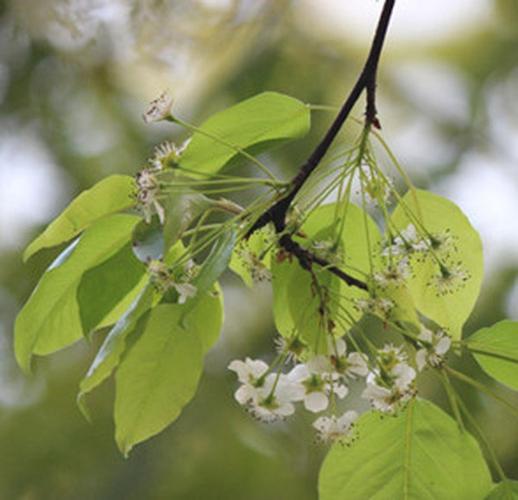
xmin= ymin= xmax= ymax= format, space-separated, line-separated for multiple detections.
xmin=150 ymin=139 xmax=190 ymax=170
xmin=327 ymin=338 xmax=369 ymax=379
xmin=228 ymin=358 xmax=304 ymax=422
xmin=135 ymin=168 xmax=165 ymax=224
xmin=382 ymin=224 xmax=429 ymax=257
xmin=373 ymin=257 xmax=411 ymax=287
xmin=431 ymin=263 xmax=470 ymax=296
xmin=147 ymin=259 xmax=197 ymax=301
xmin=313 ymin=411 xmax=358 ymax=443
xmin=143 ymin=91 xmax=173 ymax=124
xmin=415 ymin=328 xmax=451 ymax=371
xmin=361 ymin=344 xmax=416 ymax=413
xmin=288 ymin=362 xmax=347 ymax=413
xmin=355 ymin=296 xmax=394 ymax=318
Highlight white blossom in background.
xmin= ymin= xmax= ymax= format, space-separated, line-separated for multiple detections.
xmin=143 ymin=91 xmax=173 ymax=124
xmin=382 ymin=224 xmax=429 ymax=257
xmin=415 ymin=327 xmax=451 ymax=371
xmin=313 ymin=411 xmax=358 ymax=443
xmin=362 ymin=344 xmax=416 ymax=413
xmin=373 ymin=257 xmax=411 ymax=287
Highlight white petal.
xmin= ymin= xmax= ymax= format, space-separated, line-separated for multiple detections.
xmin=418 ymin=328 xmax=433 ymax=343
xmin=337 ymin=410 xmax=358 ymax=430
xmin=235 ymin=385 xmax=255 ymax=405
xmin=347 ymin=352 xmax=369 ymax=377
xmin=306 ymin=355 xmax=331 ymax=373
xmin=246 ymin=358 xmax=270 ymax=378
xmin=276 ymin=401 xmax=295 ymax=417
xmin=313 ymin=416 xmax=332 ymax=433
xmin=287 ymin=364 xmax=310 ymax=382
xmin=304 ymin=392 xmax=329 ymax=413
xmin=416 ymin=349 xmax=427 ymax=372
xmin=393 ymin=363 xmax=416 ymax=390
xmin=332 ymin=383 xmax=349 ymax=400
xmin=436 ymin=336 xmax=451 ymax=356
xmin=334 ymin=338 xmax=347 ymax=356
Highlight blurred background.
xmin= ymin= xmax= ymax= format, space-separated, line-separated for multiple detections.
xmin=1 ymin=0 xmax=518 ymax=498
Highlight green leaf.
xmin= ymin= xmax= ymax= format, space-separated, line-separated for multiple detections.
xmin=390 ymin=189 xmax=484 ymax=340
xmin=192 ymin=229 xmax=236 ymax=296
xmin=179 ymin=92 xmax=310 ymax=175
xmin=486 ymin=481 xmax=518 ymax=499
xmin=189 ymin=284 xmax=224 ymax=353
xmin=77 ymin=284 xmax=156 ymax=420
xmin=114 ymin=304 xmax=204 ymax=456
xmin=15 ymin=214 xmax=139 ymax=373
xmin=132 ymin=217 xmax=164 ymax=263
xmin=272 ymin=203 xmax=378 ymax=352
xmin=319 ymin=399 xmax=492 ymax=500
xmin=77 ymin=242 xmax=146 ymax=334
xmin=468 ymin=320 xmax=518 ymax=390
xmin=23 ymin=175 xmax=136 ymax=262
xmin=163 ymin=192 xmax=212 ymax=252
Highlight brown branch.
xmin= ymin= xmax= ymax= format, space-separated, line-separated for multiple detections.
xmin=247 ymin=0 xmax=396 ymax=289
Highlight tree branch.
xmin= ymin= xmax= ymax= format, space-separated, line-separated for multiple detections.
xmin=248 ymin=0 xmax=396 ymax=289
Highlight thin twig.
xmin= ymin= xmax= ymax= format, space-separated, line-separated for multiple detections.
xmin=246 ymin=0 xmax=396 ymax=290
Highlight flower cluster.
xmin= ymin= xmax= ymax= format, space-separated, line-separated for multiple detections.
xmin=229 ymin=338 xmax=368 ymax=442
xmin=361 ymin=345 xmax=416 ymax=414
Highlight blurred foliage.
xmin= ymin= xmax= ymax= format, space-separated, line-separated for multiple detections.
xmin=1 ymin=0 xmax=518 ymax=498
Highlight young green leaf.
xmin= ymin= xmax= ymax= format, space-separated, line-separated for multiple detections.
xmin=319 ymin=399 xmax=492 ymax=500
xmin=486 ymin=481 xmax=518 ymax=499
xmin=468 ymin=320 xmax=518 ymax=390
xmin=15 ymin=214 xmax=139 ymax=373
xmin=390 ymin=189 xmax=484 ymax=340
xmin=77 ymin=283 xmax=155 ymax=420
xmin=23 ymin=175 xmax=136 ymax=262
xmin=192 ymin=228 xmax=236 ymax=296
xmin=77 ymin=242 xmax=146 ymax=335
xmin=114 ymin=304 xmax=204 ymax=456
xmin=163 ymin=192 xmax=212 ymax=252
xmin=179 ymin=92 xmax=310 ymax=175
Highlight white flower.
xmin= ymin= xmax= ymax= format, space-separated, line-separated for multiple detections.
xmin=327 ymin=338 xmax=369 ymax=379
xmin=382 ymin=224 xmax=430 ymax=257
xmin=361 ymin=344 xmax=416 ymax=413
xmin=355 ymin=296 xmax=394 ymax=318
xmin=415 ymin=328 xmax=451 ymax=371
xmin=431 ymin=263 xmax=470 ymax=296
xmin=313 ymin=411 xmax=358 ymax=443
xmin=143 ymin=91 xmax=173 ymax=124
xmin=136 ymin=168 xmax=165 ymax=224
xmin=150 ymin=139 xmax=190 ymax=170
xmin=373 ymin=257 xmax=411 ymax=287
xmin=228 ymin=357 xmax=269 ymax=405
xmin=228 ymin=359 xmax=304 ymax=422
xmin=288 ymin=353 xmax=349 ymax=413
